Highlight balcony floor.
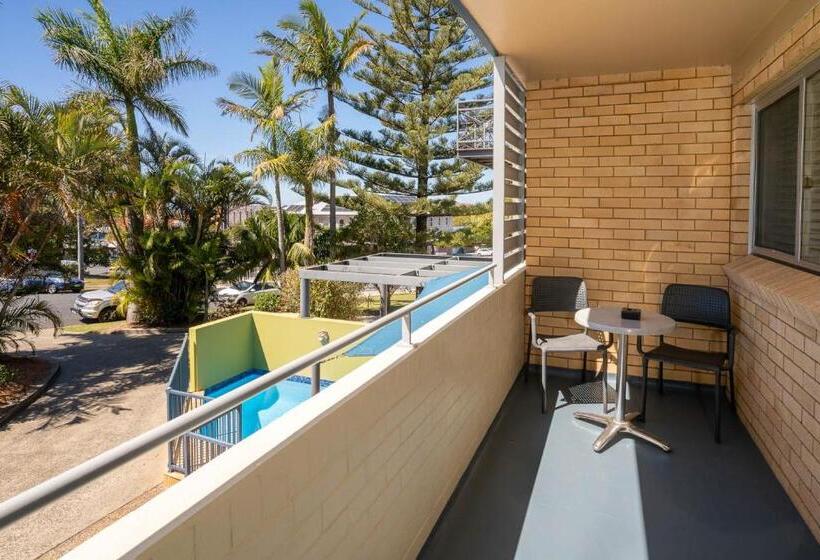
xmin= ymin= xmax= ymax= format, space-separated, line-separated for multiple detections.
xmin=419 ymin=368 xmax=820 ymax=560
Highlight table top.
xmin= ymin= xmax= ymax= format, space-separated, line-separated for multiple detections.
xmin=574 ymin=307 xmax=676 ymax=336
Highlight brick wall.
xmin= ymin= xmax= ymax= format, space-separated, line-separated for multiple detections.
xmin=729 ymin=263 xmax=820 ymax=540
xmin=727 ymin=4 xmax=820 ymax=542
xmin=525 ymin=67 xmax=734 ymax=381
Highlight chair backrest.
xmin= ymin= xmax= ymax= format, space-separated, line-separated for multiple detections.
xmin=661 ymin=284 xmax=731 ymax=330
xmin=530 ymin=276 xmax=588 ymax=313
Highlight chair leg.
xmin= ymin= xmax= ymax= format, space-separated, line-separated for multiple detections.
xmin=728 ymin=367 xmax=736 ymax=412
xmin=601 ymin=350 xmax=609 ymax=414
xmin=524 ymin=322 xmax=531 ymax=384
xmin=581 ymin=352 xmax=587 ymax=383
xmin=657 ymin=361 xmax=664 ymax=395
xmin=714 ymin=369 xmax=722 ymax=443
xmin=541 ymin=351 xmax=548 ymax=414
xmin=640 ymin=358 xmax=649 ymax=422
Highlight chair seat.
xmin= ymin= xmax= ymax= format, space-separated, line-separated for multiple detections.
xmin=534 ymin=332 xmax=605 ymax=353
xmin=643 ymin=342 xmax=727 ymax=371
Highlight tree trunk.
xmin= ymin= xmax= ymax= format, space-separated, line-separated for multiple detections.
xmin=274 ymin=173 xmax=287 ymax=273
xmin=415 ymin=167 xmax=429 ymax=252
xmin=76 ymin=214 xmax=84 ymax=281
xmin=123 ymin=101 xmax=143 ymax=255
xmin=304 ymin=182 xmax=315 ymax=254
xmin=327 ymin=89 xmax=337 ymax=244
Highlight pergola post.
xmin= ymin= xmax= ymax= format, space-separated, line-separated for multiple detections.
xmin=379 ymin=284 xmax=390 ymax=316
xmin=299 ymin=277 xmax=310 ymax=318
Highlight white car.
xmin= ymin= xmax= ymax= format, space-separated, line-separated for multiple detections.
xmin=216 ymin=281 xmax=278 ymax=306
xmin=474 ymin=247 xmax=493 ymax=257
xmin=71 ymin=280 xmax=126 ymax=321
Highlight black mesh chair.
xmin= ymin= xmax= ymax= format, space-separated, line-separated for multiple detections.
xmin=637 ymin=284 xmax=735 ymax=443
xmin=527 ymin=277 xmax=611 ymax=413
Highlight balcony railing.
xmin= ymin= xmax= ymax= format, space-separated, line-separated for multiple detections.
xmin=456 ymin=98 xmax=494 ymax=166
xmin=0 ymin=262 xmax=496 ymax=528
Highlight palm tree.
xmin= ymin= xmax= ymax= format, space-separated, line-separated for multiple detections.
xmin=258 ymin=0 xmax=370 ymax=243
xmin=37 ymin=0 xmax=216 ymax=251
xmin=217 ymin=61 xmax=309 ymax=272
xmin=259 ymin=119 xmax=341 ymax=254
xmin=231 ymin=209 xmax=310 ymax=281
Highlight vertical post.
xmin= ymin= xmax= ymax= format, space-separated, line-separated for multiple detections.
xmin=379 ymin=284 xmax=389 ymax=316
xmin=311 ymin=363 xmax=321 ymax=396
xmin=299 ymin=277 xmax=310 ymax=318
xmin=401 ymin=314 xmax=412 ymax=346
xmin=492 ymin=56 xmax=506 ymax=286
xmin=76 ymin=214 xmax=84 ymax=282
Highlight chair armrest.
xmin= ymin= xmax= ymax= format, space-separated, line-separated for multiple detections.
xmin=637 ymin=335 xmax=645 ymax=355
xmin=527 ymin=312 xmax=539 ymax=348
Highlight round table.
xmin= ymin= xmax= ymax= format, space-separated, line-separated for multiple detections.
xmin=573 ymin=307 xmax=676 ymax=453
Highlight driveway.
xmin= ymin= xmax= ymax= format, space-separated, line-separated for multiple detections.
xmin=0 ymin=329 xmax=184 ymax=559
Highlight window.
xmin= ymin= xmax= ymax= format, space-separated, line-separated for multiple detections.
xmin=754 ymin=68 xmax=820 ymax=271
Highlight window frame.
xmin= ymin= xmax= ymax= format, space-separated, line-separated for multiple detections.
xmin=751 ymin=60 xmax=820 ymax=274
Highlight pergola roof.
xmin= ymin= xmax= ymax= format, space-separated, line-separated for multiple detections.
xmin=299 ymin=253 xmax=491 ymax=288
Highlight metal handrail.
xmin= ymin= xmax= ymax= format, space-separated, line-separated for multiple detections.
xmin=0 ymin=263 xmax=495 ymax=527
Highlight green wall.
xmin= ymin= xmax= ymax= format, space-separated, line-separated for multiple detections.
xmin=187 ymin=312 xmax=370 ymax=392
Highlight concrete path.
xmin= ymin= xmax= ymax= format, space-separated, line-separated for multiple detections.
xmin=0 ymin=329 xmax=184 ymax=559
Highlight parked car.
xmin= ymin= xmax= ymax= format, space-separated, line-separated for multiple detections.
xmin=216 ymin=281 xmax=278 ymax=306
xmin=474 ymin=247 xmax=492 ymax=257
xmin=71 ymin=280 xmax=127 ymax=322
xmin=41 ymin=270 xmax=84 ymax=293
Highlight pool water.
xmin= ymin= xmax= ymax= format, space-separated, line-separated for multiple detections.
xmin=203 ymin=369 xmax=332 ymax=439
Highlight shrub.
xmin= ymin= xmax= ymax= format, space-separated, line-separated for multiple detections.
xmin=209 ymin=302 xmax=245 ymax=321
xmin=254 ymin=291 xmax=280 ymax=312
xmin=0 ymin=363 xmax=16 ymax=385
xmin=277 ymin=269 xmax=362 ymax=321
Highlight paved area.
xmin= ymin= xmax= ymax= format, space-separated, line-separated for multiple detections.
xmin=0 ymin=329 xmax=184 ymax=559
xmin=420 ymin=368 xmax=820 ymax=560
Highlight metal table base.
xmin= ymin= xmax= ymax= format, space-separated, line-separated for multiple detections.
xmin=573 ymin=332 xmax=671 ymax=453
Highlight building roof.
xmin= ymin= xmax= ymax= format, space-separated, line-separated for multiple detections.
xmin=282 ymin=202 xmax=358 ymax=216
xmin=300 ymin=252 xmax=491 ymax=288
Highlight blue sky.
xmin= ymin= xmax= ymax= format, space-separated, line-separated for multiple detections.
xmin=0 ymin=0 xmax=490 ymax=204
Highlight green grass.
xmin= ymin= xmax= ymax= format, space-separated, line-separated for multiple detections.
xmin=83 ymin=276 xmax=112 ymax=290
xmin=359 ymin=291 xmax=416 ymax=313
xmin=63 ymin=320 xmax=127 ymax=334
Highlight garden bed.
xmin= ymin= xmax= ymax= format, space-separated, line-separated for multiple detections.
xmin=0 ymin=355 xmax=60 ymax=427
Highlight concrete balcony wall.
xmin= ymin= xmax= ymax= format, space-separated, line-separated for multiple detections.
xmin=67 ymin=270 xmax=525 ymax=559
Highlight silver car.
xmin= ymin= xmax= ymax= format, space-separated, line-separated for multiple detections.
xmin=215 ymin=281 xmax=278 ymax=306
xmin=71 ymin=280 xmax=126 ymax=321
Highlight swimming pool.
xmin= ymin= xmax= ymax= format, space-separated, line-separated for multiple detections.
xmin=203 ymin=369 xmax=332 ymax=440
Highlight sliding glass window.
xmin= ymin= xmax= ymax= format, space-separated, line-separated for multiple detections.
xmin=753 ymin=67 xmax=820 ymax=271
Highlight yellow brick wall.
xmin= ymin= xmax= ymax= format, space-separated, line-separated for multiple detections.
xmin=525 ymin=67 xmax=733 ymax=382
xmin=728 ymin=4 xmax=820 ymax=543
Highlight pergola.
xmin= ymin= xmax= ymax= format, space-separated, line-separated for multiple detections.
xmin=298 ymin=253 xmax=491 ymax=316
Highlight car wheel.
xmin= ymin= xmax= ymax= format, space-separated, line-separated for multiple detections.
xmin=47 ymin=284 xmax=58 ymax=294
xmin=236 ymin=298 xmax=248 ymax=307
xmin=98 ymin=307 xmax=116 ymax=322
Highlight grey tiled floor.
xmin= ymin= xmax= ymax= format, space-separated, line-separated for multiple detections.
xmin=419 ymin=368 xmax=820 ymax=560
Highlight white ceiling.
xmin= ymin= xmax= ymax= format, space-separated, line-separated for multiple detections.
xmin=457 ymin=0 xmax=796 ymax=82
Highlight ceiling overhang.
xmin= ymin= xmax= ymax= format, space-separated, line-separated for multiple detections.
xmin=453 ymin=0 xmax=804 ymax=82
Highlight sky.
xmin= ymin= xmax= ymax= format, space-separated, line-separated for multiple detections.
xmin=0 ymin=0 xmax=490 ymax=205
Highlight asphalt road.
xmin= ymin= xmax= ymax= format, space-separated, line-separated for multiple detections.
xmin=0 ymin=330 xmax=184 ymax=558
xmin=34 ymin=292 xmax=83 ymax=327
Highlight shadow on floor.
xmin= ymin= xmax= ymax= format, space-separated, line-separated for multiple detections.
xmin=419 ymin=368 xmax=820 ymax=560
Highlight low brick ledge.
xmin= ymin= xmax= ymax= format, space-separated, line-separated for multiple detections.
xmin=724 ymin=255 xmax=820 ymax=330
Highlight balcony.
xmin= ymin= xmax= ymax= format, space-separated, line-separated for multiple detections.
xmin=420 ymin=370 xmax=820 ymax=559
xmin=456 ymin=99 xmax=493 ymax=167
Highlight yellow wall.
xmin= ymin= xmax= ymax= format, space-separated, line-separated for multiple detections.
xmin=187 ymin=312 xmax=370 ymax=392
xmin=250 ymin=313 xmax=371 ymax=382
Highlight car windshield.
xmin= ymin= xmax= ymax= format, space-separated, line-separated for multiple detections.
xmin=234 ymin=281 xmax=252 ymax=290
xmin=108 ymin=280 xmax=126 ymax=293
